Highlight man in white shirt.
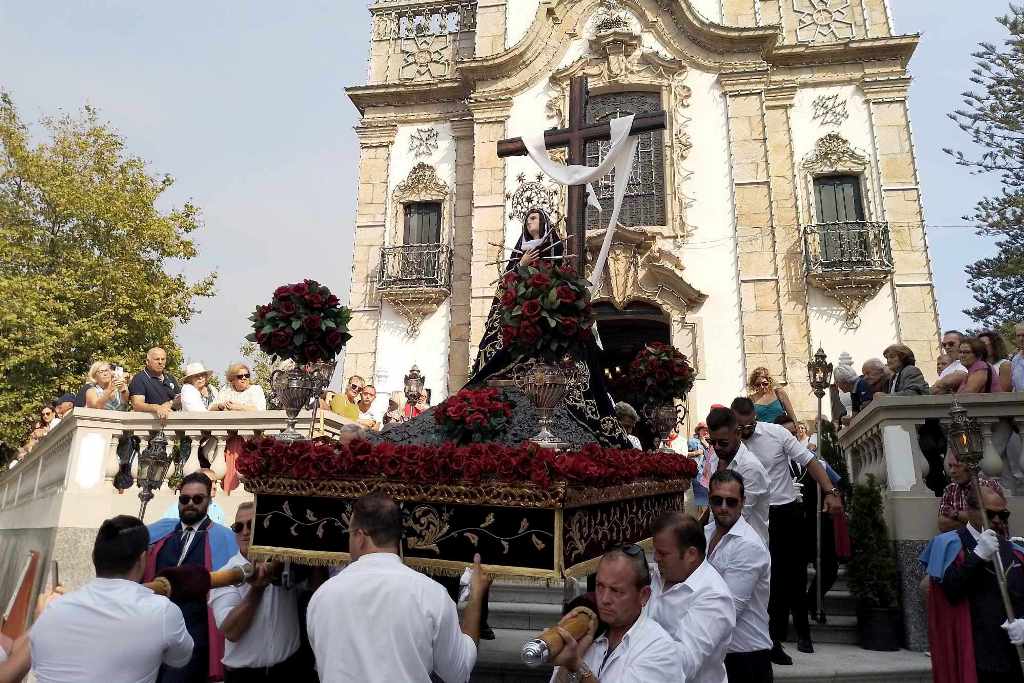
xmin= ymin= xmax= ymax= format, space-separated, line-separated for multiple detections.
xmin=705 ymin=470 xmax=773 ymax=682
xmin=29 ymin=515 xmax=193 ymax=683
xmin=933 ymin=330 xmax=969 ymax=393
xmin=307 ymin=493 xmax=490 ymax=682
xmin=209 ymin=502 xmax=300 ymax=681
xmin=648 ymin=512 xmax=736 ymax=683
xmin=549 ymin=547 xmax=681 ymax=683
xmin=731 ymin=397 xmax=842 ymax=664
xmin=705 ymin=406 xmax=770 ymax=544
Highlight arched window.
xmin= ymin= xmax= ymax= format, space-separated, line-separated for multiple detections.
xmin=585 ymin=91 xmax=666 ymax=229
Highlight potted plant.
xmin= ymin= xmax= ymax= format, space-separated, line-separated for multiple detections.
xmin=847 ymin=474 xmax=903 ymax=651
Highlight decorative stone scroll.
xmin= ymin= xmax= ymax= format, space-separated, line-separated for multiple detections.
xmin=802 ymin=133 xmax=868 ymax=175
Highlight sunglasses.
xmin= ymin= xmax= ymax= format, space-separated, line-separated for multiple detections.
xmin=608 ymin=542 xmax=645 ymax=556
xmin=350 ymin=384 xmax=364 ymax=391
xmin=234 ymin=373 xmax=250 ymax=380
xmin=739 ymin=423 xmax=756 ymax=436
xmin=986 ymin=508 xmax=1011 ymax=522
xmin=230 ymin=520 xmax=253 ymax=534
xmin=710 ymin=495 xmax=742 ymax=509
xmin=179 ymin=494 xmax=207 ymax=506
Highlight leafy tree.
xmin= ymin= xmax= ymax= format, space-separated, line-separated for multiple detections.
xmin=239 ymin=341 xmax=277 ymax=406
xmin=0 ymin=92 xmax=215 ymax=448
xmin=946 ymin=6 xmax=1024 ymax=329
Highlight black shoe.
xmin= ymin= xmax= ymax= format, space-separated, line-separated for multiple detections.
xmin=479 ymin=626 xmax=495 ymax=641
xmin=797 ymin=637 xmax=814 ymax=654
xmin=770 ymin=643 xmax=793 ymax=665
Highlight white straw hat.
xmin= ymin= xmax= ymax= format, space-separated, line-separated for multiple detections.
xmin=182 ymin=362 xmax=213 ymax=381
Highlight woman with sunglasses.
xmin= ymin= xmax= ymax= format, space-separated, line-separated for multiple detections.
xmin=957 ymin=337 xmax=1000 ymax=394
xmin=217 ymin=363 xmax=268 ymax=411
xmin=747 ymin=367 xmax=797 ymax=424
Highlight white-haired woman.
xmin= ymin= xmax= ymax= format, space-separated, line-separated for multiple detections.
xmin=84 ymin=361 xmax=129 ymax=410
xmin=216 ymin=362 xmax=267 ymax=411
xmin=180 ymin=362 xmax=221 ymax=411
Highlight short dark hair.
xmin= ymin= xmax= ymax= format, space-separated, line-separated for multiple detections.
xmin=600 ymin=547 xmax=651 ymax=589
xmin=93 ymin=515 xmax=149 ymax=576
xmin=709 ymin=469 xmax=746 ymax=499
xmin=705 ymin=407 xmax=736 ymax=432
xmin=180 ymin=471 xmax=212 ymax=495
xmin=961 ymin=336 xmax=989 ymax=363
xmin=773 ymin=413 xmax=794 ymax=426
xmin=943 ymin=330 xmax=964 ymax=339
xmin=651 ymin=511 xmax=706 ymax=557
xmin=730 ymin=397 xmax=755 ymax=416
xmin=351 ymin=494 xmax=402 ymax=547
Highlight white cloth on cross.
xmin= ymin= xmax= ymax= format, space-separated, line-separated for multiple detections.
xmin=523 ymin=114 xmax=639 ymax=292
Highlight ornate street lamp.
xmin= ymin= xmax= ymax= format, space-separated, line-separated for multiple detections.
xmin=136 ymin=431 xmax=172 ymax=520
xmin=806 ymin=346 xmax=833 ymax=624
xmin=404 ymin=365 xmax=425 ymax=404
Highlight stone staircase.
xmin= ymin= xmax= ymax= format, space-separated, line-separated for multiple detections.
xmin=470 ymin=569 xmax=932 ymax=683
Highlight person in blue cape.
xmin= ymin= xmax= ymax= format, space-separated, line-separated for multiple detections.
xmin=919 ymin=482 xmax=1024 ymax=683
xmin=146 ymin=471 xmax=238 ymax=683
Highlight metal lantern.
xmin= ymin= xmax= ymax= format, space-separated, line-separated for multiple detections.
xmin=948 ymin=397 xmax=984 ymax=468
xmin=806 ymin=346 xmax=833 ymax=399
xmin=404 ymin=365 xmax=425 ymax=403
xmin=136 ymin=431 xmax=171 ymax=519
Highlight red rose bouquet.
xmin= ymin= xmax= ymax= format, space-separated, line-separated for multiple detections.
xmin=628 ymin=342 xmax=695 ymax=406
xmin=434 ymin=387 xmax=514 ymax=444
xmin=246 ymin=279 xmax=352 ymax=363
xmin=499 ymin=260 xmax=594 ymax=361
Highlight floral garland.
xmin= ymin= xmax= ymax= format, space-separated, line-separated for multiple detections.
xmin=246 ymin=279 xmax=352 ymax=363
xmin=434 ymin=387 xmax=514 ymax=444
xmin=499 ymin=260 xmax=595 ymax=361
xmin=236 ymin=437 xmax=696 ymax=490
xmin=628 ymin=342 xmax=695 ymax=406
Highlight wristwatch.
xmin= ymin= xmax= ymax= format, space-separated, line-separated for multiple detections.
xmin=566 ymin=665 xmax=595 ymax=682
xmin=825 ymin=488 xmax=841 ymax=498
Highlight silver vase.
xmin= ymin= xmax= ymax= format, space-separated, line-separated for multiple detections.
xmin=514 ymin=360 xmax=569 ymax=450
xmin=270 ymin=360 xmax=336 ymax=442
xmin=645 ymin=403 xmax=679 ymax=453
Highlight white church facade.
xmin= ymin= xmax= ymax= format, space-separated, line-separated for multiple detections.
xmin=341 ymin=0 xmax=940 ymax=424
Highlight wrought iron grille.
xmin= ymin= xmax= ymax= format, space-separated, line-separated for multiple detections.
xmin=586 ymin=92 xmax=666 ymax=229
xmin=377 ymin=243 xmax=453 ymax=291
xmin=803 ymin=221 xmax=894 ymax=275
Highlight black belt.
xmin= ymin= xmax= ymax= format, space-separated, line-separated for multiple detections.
xmin=769 ymin=500 xmax=801 ymax=510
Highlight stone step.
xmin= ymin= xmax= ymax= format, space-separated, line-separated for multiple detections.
xmin=786 ymin=615 xmax=859 ymax=645
xmin=471 ymin=631 xmax=931 ymax=683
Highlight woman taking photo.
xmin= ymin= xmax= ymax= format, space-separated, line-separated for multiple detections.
xmin=747 ymin=367 xmax=797 ymax=423
xmin=84 ymin=362 xmax=130 ymax=410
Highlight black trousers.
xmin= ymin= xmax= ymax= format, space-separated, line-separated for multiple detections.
xmin=224 ymin=651 xmax=300 ymax=683
xmin=768 ymin=501 xmax=810 ymax=643
xmin=156 ymin=643 xmax=207 ymax=683
xmin=725 ymin=650 xmax=774 ymax=682
xmin=978 ymin=669 xmax=1024 ymax=683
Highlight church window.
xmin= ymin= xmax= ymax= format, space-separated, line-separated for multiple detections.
xmin=812 ymin=175 xmax=872 ymax=267
xmin=585 ymin=92 xmax=666 ymax=229
xmin=403 ymin=201 xmax=442 ymax=245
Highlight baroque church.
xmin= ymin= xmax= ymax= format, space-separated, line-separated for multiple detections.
xmin=341 ymin=0 xmax=940 ymax=423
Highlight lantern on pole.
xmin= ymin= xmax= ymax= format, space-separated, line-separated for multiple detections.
xmin=136 ymin=431 xmax=172 ymax=520
xmin=404 ymin=365 xmax=426 ymax=404
xmin=806 ymin=346 xmax=833 ymax=624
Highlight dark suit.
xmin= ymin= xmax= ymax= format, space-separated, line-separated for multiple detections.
xmin=156 ymin=518 xmax=214 ymax=683
xmin=941 ymin=527 xmax=1024 ymax=682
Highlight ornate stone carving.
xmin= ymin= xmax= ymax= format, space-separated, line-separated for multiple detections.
xmin=811 ymin=93 xmax=849 ymax=127
xmin=802 ymin=133 xmax=868 ymax=175
xmin=506 ymin=172 xmax=564 ymax=228
xmin=793 ymin=0 xmax=855 ymax=43
xmin=400 ymin=34 xmax=450 ymax=81
xmin=394 ymin=162 xmax=449 ymax=201
xmin=409 ymin=128 xmax=439 ymax=158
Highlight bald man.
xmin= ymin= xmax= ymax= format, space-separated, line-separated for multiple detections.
xmin=130 ymin=348 xmax=181 ymax=419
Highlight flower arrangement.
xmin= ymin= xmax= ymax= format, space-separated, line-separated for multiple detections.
xmin=499 ymin=260 xmax=595 ymax=361
xmin=246 ymin=279 xmax=352 ymax=363
xmin=235 ymin=437 xmax=697 ymax=490
xmin=628 ymin=342 xmax=695 ymax=406
xmin=434 ymin=387 xmax=514 ymax=444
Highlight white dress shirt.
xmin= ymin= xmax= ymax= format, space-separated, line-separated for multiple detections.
xmin=30 ymin=578 xmax=192 ymax=683
xmin=646 ymin=561 xmax=736 ymax=683
xmin=549 ymin=614 xmax=681 ymax=683
xmin=939 ymin=359 xmax=968 ymax=379
xmin=307 ymin=552 xmax=476 ymax=683
xmin=209 ymin=552 xmax=300 ymax=668
xmin=723 ymin=442 xmax=771 ymax=544
xmin=704 ymin=515 xmax=773 ymax=653
xmin=743 ymin=421 xmax=815 ymax=506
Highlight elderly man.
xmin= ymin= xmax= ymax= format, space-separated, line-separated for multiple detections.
xmin=938 ymin=451 xmax=1005 ymax=532
xmin=1012 ymin=323 xmax=1024 ymax=392
xmin=705 ymin=407 xmax=770 ymax=544
xmin=130 ymin=347 xmax=181 ymax=420
xmin=933 ymin=331 xmax=969 ymax=394
xmin=329 ymin=375 xmax=364 ymax=421
xmin=614 ymin=401 xmax=642 ymax=450
xmin=648 ymin=512 xmax=736 ymax=683
xmin=356 ymin=384 xmax=381 ymax=431
xmin=209 ymin=502 xmax=301 ymax=681
xmin=851 ymin=359 xmax=889 ymax=414
xmin=705 ymin=470 xmax=773 ymax=682
xmin=307 ymin=494 xmax=490 ymax=682
xmin=548 ymin=546 xmax=680 ymax=683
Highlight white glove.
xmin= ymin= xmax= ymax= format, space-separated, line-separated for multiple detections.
xmin=1002 ymin=619 xmax=1024 ymax=645
xmin=975 ymin=529 xmax=999 ymax=562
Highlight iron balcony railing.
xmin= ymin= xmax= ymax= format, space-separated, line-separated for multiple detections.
xmin=377 ymin=243 xmax=453 ymax=291
xmin=802 ymin=221 xmax=894 ymax=276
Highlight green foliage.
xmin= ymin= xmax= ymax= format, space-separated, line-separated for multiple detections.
xmin=239 ymin=341 xmax=275 ymax=404
xmin=847 ymin=474 xmax=899 ymax=608
xmin=946 ymin=7 xmax=1024 ymax=329
xmin=0 ymin=92 xmax=215 ymax=448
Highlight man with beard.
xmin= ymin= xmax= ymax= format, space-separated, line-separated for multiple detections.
xmin=705 ymin=407 xmax=770 ymax=545
xmin=147 ymin=472 xmax=238 ymax=683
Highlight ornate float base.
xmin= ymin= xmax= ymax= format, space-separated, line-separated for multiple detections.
xmin=246 ymin=476 xmax=688 ymax=579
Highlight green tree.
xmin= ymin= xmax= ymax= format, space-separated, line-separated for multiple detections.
xmin=0 ymin=92 xmax=215 ymax=449
xmin=947 ymin=7 xmax=1024 ymax=329
xmin=239 ymin=341 xmax=276 ymax=406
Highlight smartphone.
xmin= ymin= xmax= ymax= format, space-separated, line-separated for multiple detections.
xmin=114 ymin=366 xmax=125 ymax=380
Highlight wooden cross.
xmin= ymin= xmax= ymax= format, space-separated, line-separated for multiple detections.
xmin=497 ymin=76 xmax=667 ymax=274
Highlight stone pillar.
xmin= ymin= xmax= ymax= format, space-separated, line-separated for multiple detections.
xmin=863 ymin=78 xmax=941 ymax=378
xmin=343 ymin=123 xmax=397 ymax=385
xmin=475 ymin=0 xmax=507 ymax=57
xmin=467 ymin=99 xmax=512 ymax=369
xmin=449 ymin=118 xmax=475 ymax=390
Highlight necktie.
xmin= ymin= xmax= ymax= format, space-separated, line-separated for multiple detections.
xmin=178 ymin=527 xmax=196 ymax=566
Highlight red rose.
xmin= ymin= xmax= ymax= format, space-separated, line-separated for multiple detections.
xmin=558 ymin=316 xmax=578 ymax=335
xmin=305 ymin=292 xmax=324 ymax=307
xmin=303 ymin=343 xmax=322 ymax=361
xmin=528 ymin=273 xmax=551 ymax=288
xmin=271 ymin=329 xmax=292 ymax=349
xmin=291 ymin=282 xmax=309 ymax=296
xmin=254 ymin=331 xmax=266 ymax=344
xmin=278 ymin=301 xmax=297 ymax=316
xmin=326 ymin=294 xmax=340 ymax=306
xmin=556 ymin=285 xmax=577 ymax=304
xmin=303 ymin=314 xmax=322 ymax=331
xmin=521 ymin=299 xmax=541 ymax=318
xmin=559 ymin=264 xmax=577 ymax=277
xmin=502 ymin=272 xmax=520 ymax=287
xmin=500 ymin=290 xmax=516 ymax=307
xmin=326 ymin=330 xmax=345 ymax=348
xmin=447 ymin=402 xmax=468 ymax=419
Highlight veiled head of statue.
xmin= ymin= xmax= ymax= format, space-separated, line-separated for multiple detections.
xmin=522 ymin=207 xmax=553 ymax=241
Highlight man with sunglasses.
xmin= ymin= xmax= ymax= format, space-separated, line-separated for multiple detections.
xmin=730 ymin=397 xmax=841 ymax=664
xmin=923 ymin=484 xmax=1024 ymax=683
xmin=704 ymin=470 xmax=773 ymax=682
xmin=329 ymin=375 xmax=365 ymax=421
xmin=146 ymin=472 xmax=238 ymax=683
xmin=209 ymin=502 xmax=301 ymax=681
xmin=705 ymin=407 xmax=770 ymax=545
xmin=932 ymin=331 xmax=969 ymax=394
